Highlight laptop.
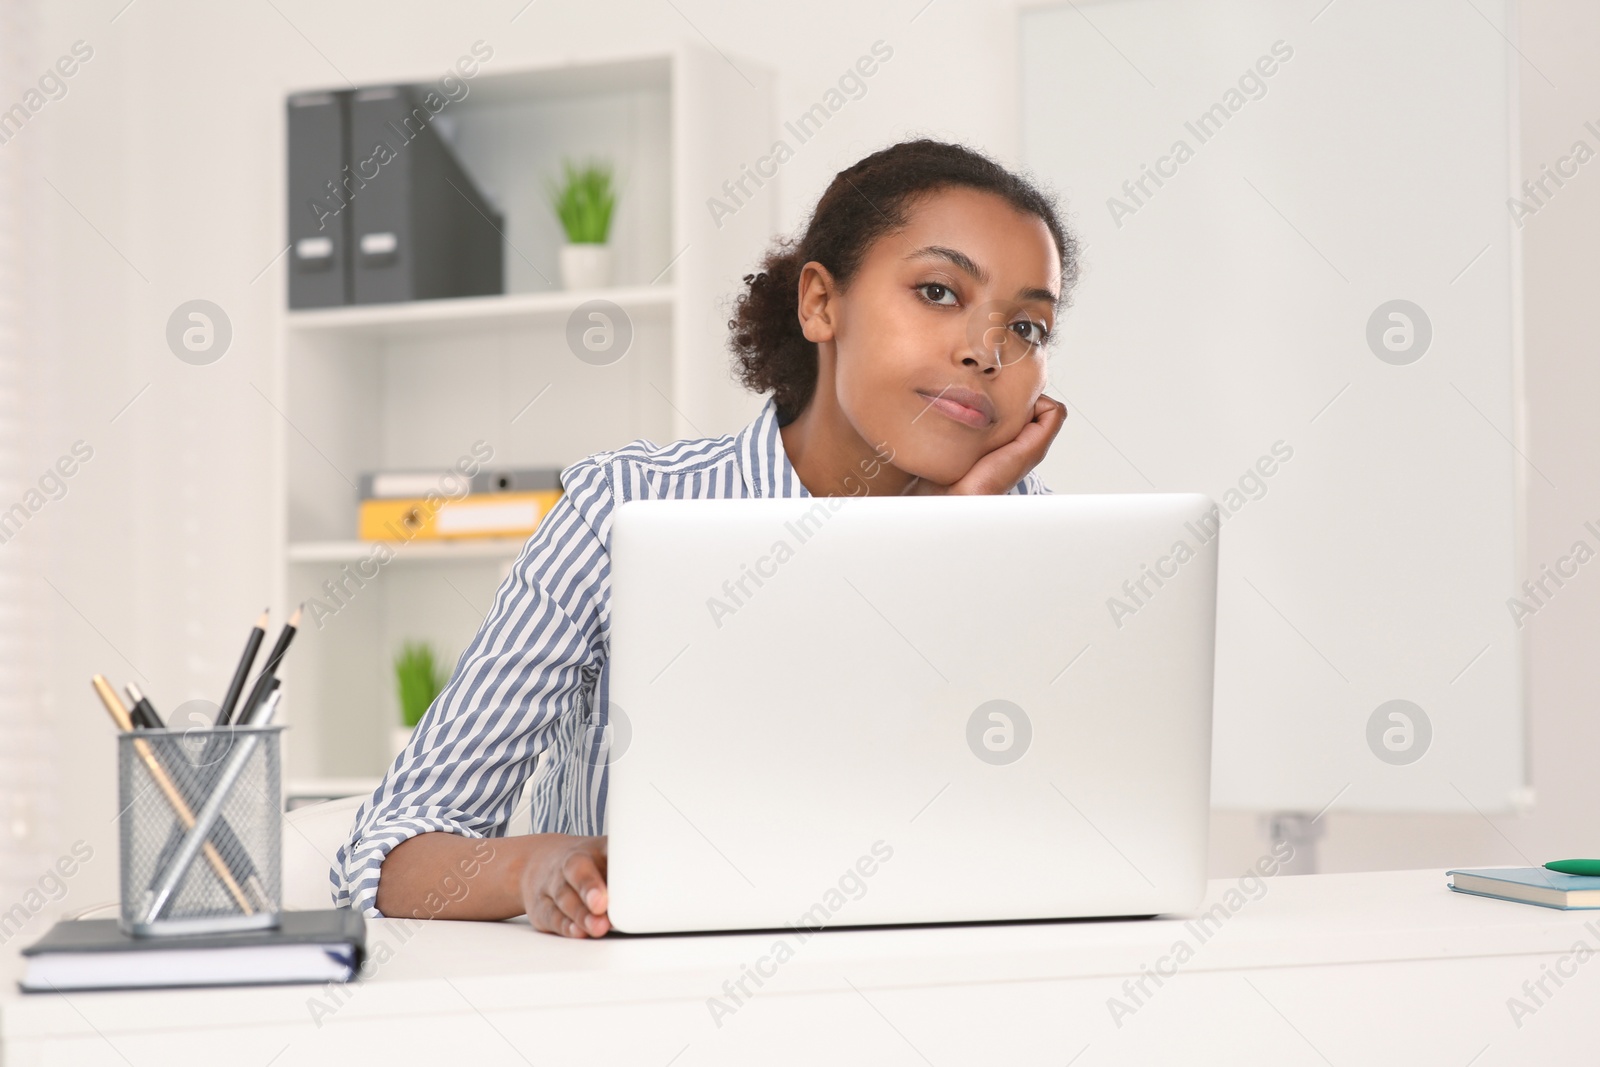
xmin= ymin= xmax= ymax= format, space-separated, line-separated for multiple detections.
xmin=604 ymin=492 xmax=1218 ymax=934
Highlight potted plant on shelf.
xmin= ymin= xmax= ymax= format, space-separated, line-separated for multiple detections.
xmin=548 ymin=158 xmax=617 ymax=290
xmin=392 ymin=640 xmax=448 ymax=759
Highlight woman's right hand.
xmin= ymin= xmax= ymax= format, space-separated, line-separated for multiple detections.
xmin=519 ymin=834 xmax=610 ymax=937
xmin=907 ymin=393 xmax=1067 ymax=495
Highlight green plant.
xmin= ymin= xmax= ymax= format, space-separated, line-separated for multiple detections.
xmin=394 ymin=641 xmax=448 ymax=728
xmin=547 ymin=159 xmax=617 ymax=244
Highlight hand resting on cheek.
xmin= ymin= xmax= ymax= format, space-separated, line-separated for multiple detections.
xmin=908 ymin=394 xmax=1067 ymax=495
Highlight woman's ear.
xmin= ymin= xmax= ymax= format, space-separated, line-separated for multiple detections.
xmin=797 ymin=260 xmax=838 ymax=344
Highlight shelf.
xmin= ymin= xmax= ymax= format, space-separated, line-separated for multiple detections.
xmin=284 ymin=285 xmax=676 ymax=340
xmin=288 ymin=539 xmax=526 ymax=564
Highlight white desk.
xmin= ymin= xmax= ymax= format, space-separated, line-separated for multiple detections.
xmin=4 ymin=869 xmax=1596 ymax=1065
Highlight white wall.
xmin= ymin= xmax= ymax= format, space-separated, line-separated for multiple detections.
xmin=1209 ymin=0 xmax=1600 ymax=877
xmin=5 ymin=0 xmax=1595 ymax=938
xmin=9 ymin=0 xmax=1027 ymax=928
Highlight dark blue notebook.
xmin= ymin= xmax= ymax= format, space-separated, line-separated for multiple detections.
xmin=18 ymin=908 xmax=365 ymax=992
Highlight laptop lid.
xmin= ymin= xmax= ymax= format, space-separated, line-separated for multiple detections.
xmin=605 ymin=493 xmax=1217 ymax=934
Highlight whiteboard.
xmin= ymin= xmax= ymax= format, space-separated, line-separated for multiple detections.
xmin=1021 ymin=0 xmax=1526 ymax=813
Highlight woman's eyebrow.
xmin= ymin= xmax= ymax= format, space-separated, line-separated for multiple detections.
xmin=910 ymin=244 xmax=987 ymax=282
xmin=909 ymin=245 xmax=1059 ymax=306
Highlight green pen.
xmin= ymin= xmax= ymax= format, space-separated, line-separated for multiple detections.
xmin=1544 ymin=859 xmax=1600 ymax=876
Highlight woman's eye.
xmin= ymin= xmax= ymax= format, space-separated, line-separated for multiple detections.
xmin=1011 ymin=320 xmax=1049 ymax=346
xmin=918 ymin=283 xmax=958 ymax=306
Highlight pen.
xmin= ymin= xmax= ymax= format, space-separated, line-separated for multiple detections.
xmin=124 ymin=682 xmax=164 ymax=730
xmin=90 ymin=675 xmax=254 ymax=916
xmin=216 ymin=609 xmax=268 ymax=726
xmin=247 ymin=676 xmax=282 ymax=725
xmin=1544 ymin=859 xmax=1600 ymax=877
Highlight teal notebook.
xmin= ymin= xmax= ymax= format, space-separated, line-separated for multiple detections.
xmin=1446 ymin=867 xmax=1600 ymax=910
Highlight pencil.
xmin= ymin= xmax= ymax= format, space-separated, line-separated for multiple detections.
xmin=236 ymin=605 xmax=301 ymax=725
xmin=90 ymin=675 xmax=255 ymax=916
xmin=216 ymin=609 xmax=268 ymax=727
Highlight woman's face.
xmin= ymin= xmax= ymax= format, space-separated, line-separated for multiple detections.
xmin=815 ymin=186 xmax=1062 ymax=487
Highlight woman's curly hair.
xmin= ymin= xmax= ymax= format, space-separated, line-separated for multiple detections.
xmin=728 ymin=139 xmax=1079 ymax=425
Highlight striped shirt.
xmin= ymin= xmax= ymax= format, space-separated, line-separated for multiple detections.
xmin=331 ymin=394 xmax=1052 ymax=915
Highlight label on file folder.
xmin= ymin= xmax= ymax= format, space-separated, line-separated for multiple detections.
xmin=435 ymin=499 xmax=540 ymax=535
xmin=369 ymin=472 xmax=454 ymax=499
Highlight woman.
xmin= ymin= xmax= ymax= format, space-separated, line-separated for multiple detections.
xmin=333 ymin=138 xmax=1080 ymax=937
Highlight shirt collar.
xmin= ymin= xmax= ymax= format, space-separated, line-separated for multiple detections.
xmin=735 ymin=395 xmax=810 ymax=499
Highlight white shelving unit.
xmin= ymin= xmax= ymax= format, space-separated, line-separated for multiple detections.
xmin=273 ymin=46 xmax=776 ymax=781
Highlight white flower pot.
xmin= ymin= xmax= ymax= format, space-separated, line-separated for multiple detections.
xmin=559 ymin=243 xmax=612 ymax=290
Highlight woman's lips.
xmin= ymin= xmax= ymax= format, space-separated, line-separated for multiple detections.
xmin=917 ymin=390 xmax=993 ymax=429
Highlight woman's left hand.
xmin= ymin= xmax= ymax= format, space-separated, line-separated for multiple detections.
xmin=909 ymin=394 xmax=1067 ymax=495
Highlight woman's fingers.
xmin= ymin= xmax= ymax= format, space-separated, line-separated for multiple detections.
xmin=1014 ymin=395 xmax=1067 ymax=464
xmin=535 ymin=889 xmax=589 ymax=937
xmin=528 ymin=894 xmax=568 ymax=935
xmin=550 ymin=882 xmax=590 ymax=928
xmin=560 ymin=846 xmax=610 ymax=937
xmin=1010 ymin=394 xmax=1066 ymax=449
xmin=522 ymin=836 xmax=612 ymax=937
xmin=1003 ymin=395 xmax=1067 ymax=472
xmin=908 ymin=394 xmax=1066 ymax=495
xmin=563 ymin=848 xmax=609 ymax=918
xmin=952 ymin=395 xmax=1067 ymax=494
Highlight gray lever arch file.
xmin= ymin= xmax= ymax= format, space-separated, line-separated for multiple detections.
xmin=347 ymin=85 xmax=504 ymax=305
xmin=286 ymin=91 xmax=351 ymax=309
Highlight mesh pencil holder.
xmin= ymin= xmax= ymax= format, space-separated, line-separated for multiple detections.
xmin=117 ymin=724 xmax=286 ymax=938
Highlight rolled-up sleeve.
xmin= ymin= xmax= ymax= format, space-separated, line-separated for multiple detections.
xmin=330 ymin=458 xmax=613 ymax=916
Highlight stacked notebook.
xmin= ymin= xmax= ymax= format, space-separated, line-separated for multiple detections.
xmin=1446 ymin=868 xmax=1600 ymax=910
xmin=18 ymin=908 xmax=366 ymax=992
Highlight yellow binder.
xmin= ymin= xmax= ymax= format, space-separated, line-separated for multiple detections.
xmin=358 ymin=489 xmax=563 ymax=542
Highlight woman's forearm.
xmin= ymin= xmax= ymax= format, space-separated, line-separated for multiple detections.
xmin=375 ymin=830 xmax=535 ymax=920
